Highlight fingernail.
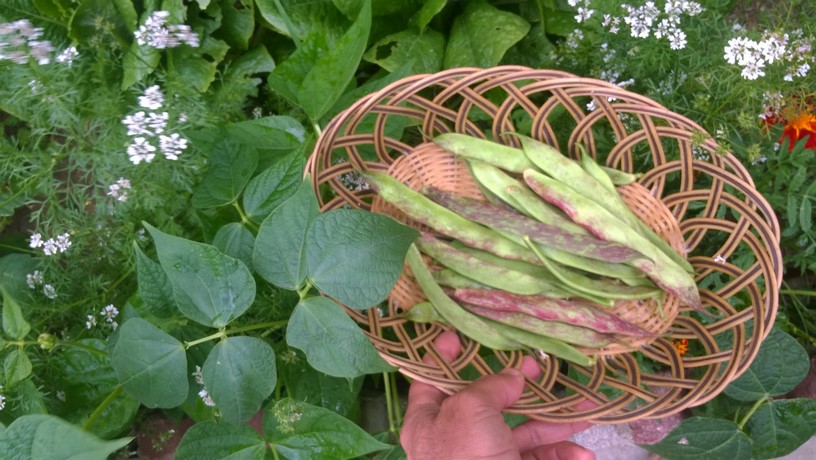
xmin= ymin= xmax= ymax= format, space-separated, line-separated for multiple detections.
xmin=500 ymin=367 xmax=523 ymax=378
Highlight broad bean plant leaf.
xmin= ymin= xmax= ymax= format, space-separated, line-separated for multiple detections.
xmin=747 ymin=398 xmax=816 ymax=459
xmin=145 ymin=223 xmax=256 ymax=328
xmin=279 ymin=351 xmax=364 ymax=418
xmin=642 ymin=417 xmax=752 ymax=460
xmin=192 ymin=139 xmax=259 ymax=209
xmin=298 ymin=0 xmax=371 ymax=121
xmin=202 ymin=336 xmax=277 ymax=425
xmin=219 ymin=0 xmax=254 ymax=49
xmin=264 ymin=399 xmax=391 ymax=459
xmin=724 ymin=328 xmax=809 ymax=401
xmin=170 ymin=36 xmax=230 ymax=92
xmin=286 ymin=297 xmax=392 ymax=377
xmin=255 ymin=0 xmax=348 ymax=42
xmin=213 ymin=223 xmax=256 ymax=270
xmin=111 ymin=318 xmax=189 ymax=408
xmin=0 ymin=415 xmax=132 ymax=460
xmin=174 ymin=421 xmax=267 ymax=460
xmin=443 ymin=0 xmax=530 ymax=69
xmin=411 ymin=0 xmax=447 ymax=30
xmin=134 ymin=244 xmax=176 ymax=318
xmin=253 ymin=180 xmax=320 ymax=290
xmin=4 ymin=349 xmax=33 ymax=386
xmin=2 ymin=286 xmax=30 ymax=339
xmin=364 ymin=29 xmax=445 ymax=74
xmin=305 ymin=209 xmax=419 ymax=309
xmin=243 ymin=149 xmax=307 ymax=222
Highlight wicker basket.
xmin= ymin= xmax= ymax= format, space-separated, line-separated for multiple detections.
xmin=305 ymin=67 xmax=782 ymax=423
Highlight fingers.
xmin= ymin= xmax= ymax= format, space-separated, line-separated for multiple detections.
xmin=521 ymin=441 xmax=596 ymax=460
xmin=405 ymin=331 xmax=463 ymax=413
xmin=447 ymin=367 xmax=526 ymax=411
xmin=512 ymin=399 xmax=597 ymax=452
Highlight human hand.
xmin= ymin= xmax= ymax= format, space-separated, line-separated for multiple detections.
xmin=400 ymin=331 xmax=595 ymax=460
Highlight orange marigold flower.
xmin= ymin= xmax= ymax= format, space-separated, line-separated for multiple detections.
xmin=781 ymin=112 xmax=816 ymax=151
xmin=673 ymin=339 xmax=689 ymax=355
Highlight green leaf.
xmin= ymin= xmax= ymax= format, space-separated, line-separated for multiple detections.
xmin=225 ymin=116 xmax=306 ymax=160
xmin=748 ymin=398 xmax=816 ymax=459
xmin=85 ymin=392 xmax=140 ymax=440
xmin=134 ymin=244 xmax=177 ymax=318
xmin=243 ymin=150 xmax=307 ymax=223
xmin=170 ymin=36 xmax=230 ymax=92
xmin=192 ymin=139 xmax=259 ymax=209
xmin=800 ymin=198 xmax=812 ymax=233
xmin=411 ymin=0 xmax=447 ymax=30
xmin=279 ymin=351 xmax=363 ymax=418
xmin=254 ymin=180 xmax=320 ymax=290
xmin=256 ymin=0 xmax=348 ymax=42
xmin=2 ymin=286 xmax=30 ymax=339
xmin=122 ymin=40 xmax=161 ymax=90
xmin=297 ymin=0 xmax=371 ymax=121
xmin=175 ymin=421 xmax=267 ymax=460
xmin=4 ymin=349 xmax=32 ymax=386
xmin=364 ymin=29 xmax=445 ymax=74
xmin=111 ymin=318 xmax=189 ymax=408
xmin=223 ymin=45 xmax=277 ymax=80
xmin=306 ymin=210 xmax=419 ymax=309
xmin=0 ymin=415 xmax=132 ymax=460
xmin=787 ymin=194 xmax=799 ymax=228
xmin=443 ymin=0 xmax=530 ymax=69
xmin=145 ymin=223 xmax=256 ymax=328
xmin=219 ymin=0 xmax=254 ymax=49
xmin=724 ymin=328 xmax=809 ymax=401
xmin=286 ymin=297 xmax=393 ymax=377
xmin=202 ymin=336 xmax=277 ymax=425
xmin=114 ymin=0 xmax=139 ymax=31
xmin=213 ymin=223 xmax=256 ymax=270
xmin=267 ymin=31 xmax=329 ymax=105
xmin=265 ymin=399 xmax=390 ymax=458
xmin=642 ymin=417 xmax=752 ymax=460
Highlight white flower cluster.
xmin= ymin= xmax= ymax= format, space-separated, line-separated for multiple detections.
xmin=0 ymin=392 xmax=5 ymax=411
xmin=122 ymin=85 xmax=189 ymax=164
xmin=603 ymin=1 xmax=703 ymax=50
xmin=29 ymin=232 xmax=72 ymax=256
xmin=25 ymin=270 xmax=57 ymax=299
xmin=723 ymin=30 xmax=813 ymax=80
xmin=192 ymin=366 xmax=216 ymax=407
xmin=107 ymin=177 xmax=132 ymax=202
xmin=134 ymin=11 xmax=199 ymax=49
xmin=86 ymin=304 xmax=119 ymax=330
xmin=569 ymin=0 xmax=595 ymax=23
xmin=0 ymin=19 xmax=78 ymax=66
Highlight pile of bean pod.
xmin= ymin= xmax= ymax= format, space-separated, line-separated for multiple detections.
xmin=362 ymin=134 xmax=699 ymax=366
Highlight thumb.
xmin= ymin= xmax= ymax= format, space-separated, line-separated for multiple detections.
xmin=449 ymin=368 xmax=526 ymax=411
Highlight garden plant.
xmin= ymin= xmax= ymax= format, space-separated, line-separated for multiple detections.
xmin=0 ymin=0 xmax=815 ymax=459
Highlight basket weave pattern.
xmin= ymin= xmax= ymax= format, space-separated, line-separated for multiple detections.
xmin=305 ymin=67 xmax=782 ymax=423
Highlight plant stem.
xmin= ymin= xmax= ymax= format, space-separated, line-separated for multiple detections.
xmin=184 ymin=330 xmax=226 ymax=349
xmin=312 ymin=121 xmax=323 ymax=138
xmin=184 ymin=321 xmax=287 ymax=349
xmin=84 ymin=386 xmax=123 ymax=431
xmin=56 ymin=340 xmax=108 ymax=357
xmin=233 ymin=202 xmax=259 ymax=232
xmin=390 ymin=372 xmax=403 ymax=428
xmin=271 ymin=445 xmax=282 ymax=460
xmin=383 ymin=372 xmax=397 ymax=437
xmin=780 ymin=289 xmax=816 ymax=297
xmin=297 ymin=281 xmax=313 ymax=300
xmin=737 ymin=396 xmax=768 ymax=430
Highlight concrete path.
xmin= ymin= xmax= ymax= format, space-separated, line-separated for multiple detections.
xmin=572 ymin=423 xmax=816 ymax=459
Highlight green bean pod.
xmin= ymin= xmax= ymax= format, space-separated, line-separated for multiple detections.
xmin=406 ymin=244 xmax=521 ymax=350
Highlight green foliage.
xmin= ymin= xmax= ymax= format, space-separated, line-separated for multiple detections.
xmin=0 ymin=414 xmax=132 ymax=460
